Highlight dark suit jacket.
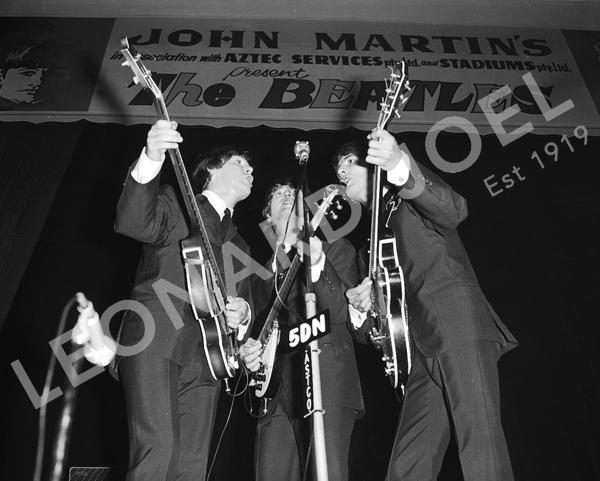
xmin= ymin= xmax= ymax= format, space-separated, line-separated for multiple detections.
xmin=253 ymin=238 xmax=364 ymax=414
xmin=383 ymin=162 xmax=518 ymax=357
xmin=114 ymin=170 xmax=252 ymax=366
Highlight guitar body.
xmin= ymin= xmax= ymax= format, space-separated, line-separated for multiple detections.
xmin=248 ymin=325 xmax=284 ymax=416
xmin=182 ymin=233 xmax=238 ymax=379
xmin=253 ymin=325 xmax=280 ymax=398
xmin=370 ymin=237 xmax=411 ymax=390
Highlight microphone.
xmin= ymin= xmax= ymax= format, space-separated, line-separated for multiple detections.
xmin=294 ymin=141 xmax=310 ymax=165
xmin=72 ymin=292 xmax=116 ymax=366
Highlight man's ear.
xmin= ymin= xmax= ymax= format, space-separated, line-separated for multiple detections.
xmin=205 ymin=168 xmax=217 ymax=187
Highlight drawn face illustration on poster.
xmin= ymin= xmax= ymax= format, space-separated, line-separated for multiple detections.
xmin=0 ymin=45 xmax=48 ymax=107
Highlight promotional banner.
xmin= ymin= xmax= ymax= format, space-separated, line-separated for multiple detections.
xmin=0 ymin=17 xmax=599 ymax=133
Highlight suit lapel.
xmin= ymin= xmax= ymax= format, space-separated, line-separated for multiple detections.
xmin=196 ymin=194 xmax=222 ymax=246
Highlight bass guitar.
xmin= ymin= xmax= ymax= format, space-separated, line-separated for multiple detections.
xmin=249 ymin=185 xmax=341 ymax=414
xmin=368 ymin=61 xmax=413 ymax=391
xmin=120 ymin=37 xmax=240 ymax=380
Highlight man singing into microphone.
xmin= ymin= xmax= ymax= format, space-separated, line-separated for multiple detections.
xmin=240 ymin=181 xmax=363 ymax=481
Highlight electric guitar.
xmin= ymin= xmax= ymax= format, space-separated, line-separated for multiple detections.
xmin=368 ymin=62 xmax=413 ymax=391
xmin=120 ymin=37 xmax=240 ymax=380
xmin=248 ymin=185 xmax=342 ymax=414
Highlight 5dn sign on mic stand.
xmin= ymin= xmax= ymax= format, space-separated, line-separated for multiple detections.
xmin=287 ymin=310 xmax=331 ymax=417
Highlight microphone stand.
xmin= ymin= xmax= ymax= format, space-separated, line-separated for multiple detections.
xmin=296 ymin=141 xmax=329 ymax=481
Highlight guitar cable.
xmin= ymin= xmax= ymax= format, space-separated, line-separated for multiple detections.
xmin=206 ymin=369 xmax=246 ymax=481
xmin=302 ymin=432 xmax=314 ymax=481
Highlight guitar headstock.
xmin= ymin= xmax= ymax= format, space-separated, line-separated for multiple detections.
xmin=325 ymin=184 xmax=348 ymax=221
xmin=377 ymin=61 xmax=413 ymax=130
xmin=120 ymin=37 xmax=162 ymax=99
xmin=305 ymin=184 xmax=340 ymax=231
xmin=313 ymin=184 xmax=348 ymax=222
xmin=323 ymin=184 xmax=341 ymax=205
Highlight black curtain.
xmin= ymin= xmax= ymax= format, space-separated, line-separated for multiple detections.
xmin=0 ymin=122 xmax=84 ymax=328
xmin=0 ymin=120 xmax=599 ymax=481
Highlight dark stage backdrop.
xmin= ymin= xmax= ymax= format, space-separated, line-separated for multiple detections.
xmin=0 ymin=121 xmax=599 ymax=481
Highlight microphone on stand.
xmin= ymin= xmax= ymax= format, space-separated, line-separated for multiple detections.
xmin=72 ymin=292 xmax=116 ymax=366
xmin=294 ymin=139 xmax=330 ymax=481
xmin=294 ymin=140 xmax=310 ymax=165
xmin=40 ymin=293 xmax=116 ymax=481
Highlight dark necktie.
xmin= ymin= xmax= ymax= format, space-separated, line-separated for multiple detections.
xmin=221 ymin=208 xmax=232 ymax=242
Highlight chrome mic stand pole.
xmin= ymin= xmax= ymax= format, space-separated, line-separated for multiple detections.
xmin=295 ymin=141 xmax=328 ymax=481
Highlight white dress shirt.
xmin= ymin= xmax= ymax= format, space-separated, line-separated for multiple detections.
xmin=272 ymin=241 xmax=326 ymax=283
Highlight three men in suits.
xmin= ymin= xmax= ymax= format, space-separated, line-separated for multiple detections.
xmin=337 ymin=129 xmax=518 ymax=481
xmin=114 ymin=119 xmax=254 ymax=481
xmin=240 ymin=182 xmax=363 ymax=481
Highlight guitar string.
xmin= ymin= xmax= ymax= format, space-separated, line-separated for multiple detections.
xmin=273 ymin=188 xmax=304 ymax=325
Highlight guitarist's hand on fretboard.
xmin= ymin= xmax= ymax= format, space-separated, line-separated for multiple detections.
xmin=146 ymin=119 xmax=183 ymax=162
xmin=365 ymin=128 xmax=410 ymax=174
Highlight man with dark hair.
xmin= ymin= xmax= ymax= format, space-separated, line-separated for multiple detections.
xmin=334 ymin=129 xmax=517 ymax=481
xmin=114 ymin=119 xmax=254 ymax=481
xmin=191 ymin=144 xmax=253 ymax=192
xmin=240 ymin=181 xmax=363 ymax=481
xmin=0 ymin=44 xmax=47 ymax=107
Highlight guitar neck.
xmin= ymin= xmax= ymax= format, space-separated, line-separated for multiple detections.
xmin=120 ymin=39 xmax=231 ymax=300
xmin=368 ymin=165 xmax=383 ymax=277
xmin=152 ymin=99 xmax=228 ymax=295
xmin=258 ymin=253 xmax=303 ymax=342
xmin=257 ymin=193 xmax=334 ymax=340
xmin=368 ymin=61 xmax=411 ymax=278
xmin=368 ymin=111 xmax=392 ymax=277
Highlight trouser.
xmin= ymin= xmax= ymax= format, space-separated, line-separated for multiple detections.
xmin=386 ymin=341 xmax=514 ymax=481
xmin=255 ymin=381 xmax=357 ymax=481
xmin=119 ymin=345 xmax=220 ymax=481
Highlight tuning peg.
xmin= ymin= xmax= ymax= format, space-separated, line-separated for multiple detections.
xmin=121 ymin=60 xmax=129 ymax=67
